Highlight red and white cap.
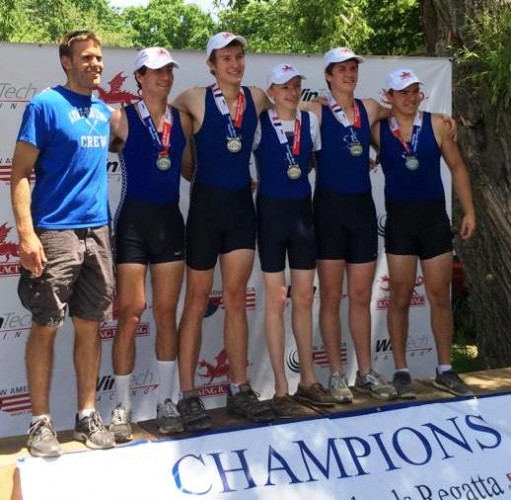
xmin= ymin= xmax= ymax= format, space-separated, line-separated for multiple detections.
xmin=267 ymin=63 xmax=306 ymax=88
xmin=385 ymin=68 xmax=423 ymax=91
xmin=323 ymin=47 xmax=365 ymax=69
xmin=134 ymin=47 xmax=180 ymax=71
xmin=206 ymin=32 xmax=247 ymax=60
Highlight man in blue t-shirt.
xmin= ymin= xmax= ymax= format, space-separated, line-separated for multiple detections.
xmin=10 ymin=30 xmax=115 ymax=458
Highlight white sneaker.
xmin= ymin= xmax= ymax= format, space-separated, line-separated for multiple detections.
xmin=328 ymin=373 xmax=353 ymax=404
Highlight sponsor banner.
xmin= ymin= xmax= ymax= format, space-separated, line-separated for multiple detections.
xmin=0 ymin=41 xmax=451 ymax=437
xmin=19 ymin=393 xmax=511 ymax=500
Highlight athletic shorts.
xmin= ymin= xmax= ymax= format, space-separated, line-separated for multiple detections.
xmin=18 ymin=226 xmax=114 ymax=327
xmin=257 ymin=194 xmax=316 ymax=273
xmin=186 ymin=183 xmax=256 ymax=270
xmin=313 ymin=189 xmax=378 ymax=263
xmin=384 ymin=199 xmax=453 ymax=260
xmin=115 ymin=197 xmax=185 ymax=265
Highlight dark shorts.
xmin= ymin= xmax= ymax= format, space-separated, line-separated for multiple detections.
xmin=314 ymin=189 xmax=378 ymax=263
xmin=18 ymin=226 xmax=114 ymax=327
xmin=186 ymin=183 xmax=256 ymax=271
xmin=384 ymin=199 xmax=453 ymax=260
xmin=115 ymin=197 xmax=185 ymax=265
xmin=257 ymin=194 xmax=316 ymax=273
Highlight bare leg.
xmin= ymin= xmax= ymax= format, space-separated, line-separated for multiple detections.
xmin=219 ymin=249 xmax=254 ymax=385
xmin=317 ymin=259 xmax=345 ymax=374
xmin=386 ymin=254 xmax=418 ymax=370
xmin=112 ymin=263 xmax=147 ymax=375
xmin=73 ymin=317 xmax=101 ymax=411
xmin=346 ymin=261 xmax=376 ymax=374
xmin=262 ymin=271 xmax=288 ymax=396
xmin=26 ymin=322 xmax=58 ymax=415
xmin=421 ymin=253 xmax=453 ymax=365
xmin=178 ymin=267 xmax=214 ymax=392
xmin=290 ymin=268 xmax=316 ymax=387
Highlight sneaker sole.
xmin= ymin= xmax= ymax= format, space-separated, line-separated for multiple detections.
xmin=292 ymin=395 xmax=336 ymax=408
xmin=73 ymin=431 xmax=115 ymax=450
xmin=330 ymin=394 xmax=353 ymax=404
xmin=158 ymin=424 xmax=184 ymax=434
xmin=396 ymin=391 xmax=417 ymax=400
xmin=28 ymin=446 xmax=62 ymax=458
xmin=353 ymin=386 xmax=397 ymax=401
xmin=182 ymin=418 xmax=212 ymax=432
xmin=226 ymin=406 xmax=276 ymax=422
xmin=432 ymin=380 xmax=474 ymax=397
xmin=109 ymin=425 xmax=133 ymax=443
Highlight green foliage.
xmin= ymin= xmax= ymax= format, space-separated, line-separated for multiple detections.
xmin=460 ymin=2 xmax=511 ymax=109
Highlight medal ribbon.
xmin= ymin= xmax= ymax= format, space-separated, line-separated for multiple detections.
xmin=389 ymin=112 xmax=423 ymax=157
xmin=212 ymin=84 xmax=245 ymax=139
xmin=268 ymin=108 xmax=302 ymax=166
xmin=137 ymin=100 xmax=172 ymax=157
xmin=328 ymin=95 xmax=361 ymax=145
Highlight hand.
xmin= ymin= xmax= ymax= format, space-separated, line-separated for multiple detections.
xmin=460 ymin=213 xmax=476 ymax=241
xmin=19 ymin=233 xmax=47 ymax=277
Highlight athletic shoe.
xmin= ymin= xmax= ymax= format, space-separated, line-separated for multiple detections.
xmin=177 ymin=396 xmax=211 ymax=432
xmin=328 ymin=373 xmax=353 ymax=404
xmin=226 ymin=383 xmax=275 ymax=422
xmin=432 ymin=370 xmax=474 ymax=396
xmin=73 ymin=411 xmax=115 ymax=450
xmin=392 ymin=372 xmax=417 ymax=400
xmin=157 ymin=399 xmax=184 ymax=434
xmin=27 ymin=416 xmax=62 ymax=458
xmin=294 ymin=383 xmax=337 ymax=407
xmin=272 ymin=394 xmax=304 ymax=419
xmin=354 ymin=370 xmax=397 ymax=400
xmin=109 ymin=404 xmax=133 ymax=442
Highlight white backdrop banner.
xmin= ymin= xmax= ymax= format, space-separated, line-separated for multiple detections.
xmin=0 ymin=42 xmax=452 ymax=437
xmin=18 ymin=393 xmax=511 ymax=499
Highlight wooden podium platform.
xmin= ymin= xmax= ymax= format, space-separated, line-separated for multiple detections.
xmin=2 ymin=368 xmax=510 ymax=500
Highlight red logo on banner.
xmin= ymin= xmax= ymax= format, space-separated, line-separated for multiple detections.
xmin=100 ymin=322 xmax=150 ymax=341
xmin=198 ymin=349 xmax=229 ymax=384
xmin=0 ymin=223 xmax=21 ymax=277
xmin=97 ymin=72 xmax=139 ymax=106
xmin=376 ymin=275 xmax=425 ymax=309
xmin=312 ymin=347 xmax=347 ymax=367
xmin=0 ymin=392 xmax=31 ymax=414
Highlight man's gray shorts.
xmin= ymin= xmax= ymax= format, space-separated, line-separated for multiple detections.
xmin=18 ymin=226 xmax=114 ymax=327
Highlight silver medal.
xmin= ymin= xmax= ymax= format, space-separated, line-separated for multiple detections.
xmin=349 ymin=142 xmax=363 ymax=157
xmin=405 ymin=155 xmax=419 ymax=171
xmin=287 ymin=165 xmax=302 ymax=180
xmin=156 ymin=155 xmax=171 ymax=171
xmin=227 ymin=137 xmax=242 ymax=153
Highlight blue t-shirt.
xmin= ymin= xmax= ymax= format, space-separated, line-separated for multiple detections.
xmin=118 ymin=104 xmax=185 ymax=205
xmin=17 ymin=85 xmax=111 ymax=229
xmin=316 ymin=99 xmax=371 ymax=194
xmin=379 ymin=112 xmax=445 ymax=203
xmin=193 ymin=86 xmax=257 ymax=190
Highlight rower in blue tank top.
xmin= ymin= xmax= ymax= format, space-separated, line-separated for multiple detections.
xmin=252 ymin=63 xmax=336 ymax=418
xmin=372 ymin=67 xmax=476 ymax=400
xmin=302 ymin=47 xmax=398 ymax=404
xmin=108 ymin=47 xmax=194 ymax=441
xmin=171 ymin=32 xmax=275 ymax=431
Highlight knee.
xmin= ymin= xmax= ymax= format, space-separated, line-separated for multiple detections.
xmin=390 ymin=286 xmax=414 ymax=309
xmin=319 ymin=288 xmax=342 ymax=311
xmin=222 ymin=286 xmax=247 ymax=310
xmin=348 ymin=287 xmax=372 ymax=308
xmin=266 ymin=287 xmax=287 ymax=314
xmin=118 ymin=301 xmax=146 ymax=323
xmin=427 ymin=289 xmax=451 ymax=308
xmin=292 ymin=288 xmax=314 ymax=310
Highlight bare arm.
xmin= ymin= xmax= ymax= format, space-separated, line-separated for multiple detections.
xmin=109 ymin=108 xmax=128 ymax=153
xmin=363 ymin=98 xmax=391 ymax=126
xmin=249 ymin=86 xmax=272 ymax=116
xmin=11 ymin=141 xmax=46 ymax=276
xmin=179 ymin=110 xmax=195 ymax=182
xmin=434 ymin=116 xmax=475 ymax=240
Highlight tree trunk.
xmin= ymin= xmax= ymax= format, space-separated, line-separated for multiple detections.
xmin=421 ymin=0 xmax=511 ymax=368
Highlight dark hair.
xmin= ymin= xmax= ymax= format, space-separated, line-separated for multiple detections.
xmin=134 ymin=66 xmax=147 ymax=90
xmin=59 ymin=30 xmax=101 ymax=60
xmin=324 ymin=58 xmax=359 ymax=90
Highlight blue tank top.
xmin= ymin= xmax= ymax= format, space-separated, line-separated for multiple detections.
xmin=254 ymin=110 xmax=313 ymax=199
xmin=194 ymin=86 xmax=257 ymax=190
xmin=119 ymin=103 xmax=185 ymax=205
xmin=379 ymin=112 xmax=444 ymax=203
xmin=316 ymin=99 xmax=371 ymax=194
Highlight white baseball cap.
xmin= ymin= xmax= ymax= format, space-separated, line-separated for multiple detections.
xmin=385 ymin=68 xmax=423 ymax=91
xmin=206 ymin=32 xmax=247 ymax=60
xmin=323 ymin=47 xmax=365 ymax=69
xmin=267 ymin=63 xmax=306 ymax=88
xmin=134 ymin=47 xmax=180 ymax=71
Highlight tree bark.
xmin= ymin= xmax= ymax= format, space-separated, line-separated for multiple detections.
xmin=421 ymin=0 xmax=511 ymax=367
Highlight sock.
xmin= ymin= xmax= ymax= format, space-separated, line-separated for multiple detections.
xmin=115 ymin=374 xmax=132 ymax=410
xmin=157 ymin=360 xmax=177 ymax=405
xmin=230 ymin=383 xmax=241 ymax=395
xmin=437 ymin=364 xmax=452 ymax=375
xmin=395 ymin=368 xmax=410 ymax=374
xmin=78 ymin=408 xmax=95 ymax=420
xmin=31 ymin=414 xmax=51 ymax=424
